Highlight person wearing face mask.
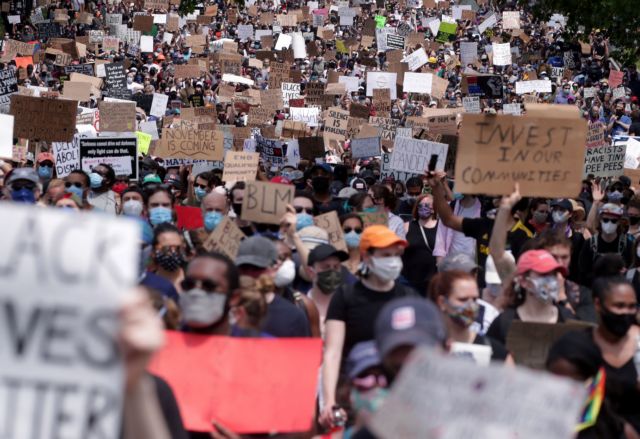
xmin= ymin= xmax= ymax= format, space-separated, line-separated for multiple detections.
xmin=608 ymin=101 xmax=631 ymax=136
xmin=292 ymin=193 xmax=316 ymax=232
xmin=486 ymin=249 xmax=576 ymax=345
xmin=626 ymin=196 xmax=640 ymax=240
xmin=146 ymin=187 xmax=175 ymax=228
xmin=87 ymin=163 xmax=118 ymax=214
xmin=4 ymin=168 xmax=42 ymax=204
xmin=584 ymin=276 xmax=640 ymax=434
xmin=35 ymin=152 xmax=55 ymax=184
xmin=229 ymin=181 xmax=254 ymax=236
xmin=307 ymin=165 xmax=345 ymax=216
xmin=201 ymin=190 xmax=228 ymax=233
xmin=179 ymin=252 xmax=239 ymax=338
xmin=320 ymin=225 xmax=416 ymax=429
xmin=341 ymin=214 xmax=364 ymax=275
xmin=306 ymin=244 xmax=349 ymax=338
xmin=120 ymin=187 xmax=146 ymax=217
xmin=402 ymin=194 xmax=439 ymax=294
xmin=149 ymin=224 xmax=187 ymax=293
xmin=580 ymin=204 xmax=634 ymax=287
xmin=186 ymin=171 xmax=212 ymax=207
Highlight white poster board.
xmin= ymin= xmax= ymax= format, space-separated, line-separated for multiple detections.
xmin=367 ymin=72 xmax=398 ymax=99
xmin=390 ymin=136 xmax=448 ymax=174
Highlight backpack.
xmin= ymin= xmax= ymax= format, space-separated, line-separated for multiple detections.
xmin=589 ymin=233 xmax=633 ymax=261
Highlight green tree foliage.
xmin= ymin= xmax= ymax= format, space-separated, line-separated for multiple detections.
xmin=517 ymin=0 xmax=640 ymax=63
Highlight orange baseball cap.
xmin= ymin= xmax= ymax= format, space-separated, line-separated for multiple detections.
xmin=360 ymin=225 xmax=408 ymax=252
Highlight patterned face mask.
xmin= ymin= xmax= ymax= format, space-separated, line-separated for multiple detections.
xmin=446 ymin=299 xmax=480 ymax=328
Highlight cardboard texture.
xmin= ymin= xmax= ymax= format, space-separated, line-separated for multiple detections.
xmin=156 ymin=129 xmax=224 ymax=161
xmin=222 ymin=151 xmax=260 ymax=182
xmin=202 ymin=217 xmax=246 ymax=258
xmin=241 ymin=180 xmax=294 ymax=225
xmin=454 ymin=105 xmax=587 ymax=197
xmin=10 ymin=95 xmax=77 ymax=142
xmin=98 ymin=101 xmax=136 ymax=132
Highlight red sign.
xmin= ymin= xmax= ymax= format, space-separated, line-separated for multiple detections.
xmin=148 ymin=331 xmax=322 ymax=434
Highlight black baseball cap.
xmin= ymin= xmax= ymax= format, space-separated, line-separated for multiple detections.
xmin=308 ymin=244 xmax=348 ymax=266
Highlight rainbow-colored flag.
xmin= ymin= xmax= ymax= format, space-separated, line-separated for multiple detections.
xmin=576 ymin=367 xmax=606 ymax=432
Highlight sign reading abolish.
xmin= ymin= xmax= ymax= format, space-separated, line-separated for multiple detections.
xmin=241 ymin=180 xmax=294 ymax=225
xmin=156 ymin=129 xmax=224 ymax=161
xmin=0 ymin=204 xmax=139 ymax=439
xmin=455 ymin=105 xmax=587 ymax=197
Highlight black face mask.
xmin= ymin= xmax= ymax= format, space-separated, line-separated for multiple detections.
xmin=232 ymin=202 xmax=242 ymax=216
xmin=600 ymin=306 xmax=636 ymax=337
xmin=311 ymin=176 xmax=330 ymax=194
xmin=616 ymin=110 xmax=624 ymax=116
xmin=629 ymin=216 xmax=640 ymax=226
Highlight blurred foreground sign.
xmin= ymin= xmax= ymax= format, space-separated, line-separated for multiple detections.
xmin=370 ymin=347 xmax=586 ymax=439
xmin=0 ymin=204 xmax=139 ymax=439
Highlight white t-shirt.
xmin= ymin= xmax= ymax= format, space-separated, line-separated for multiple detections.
xmin=449 ymin=203 xmax=477 ymax=259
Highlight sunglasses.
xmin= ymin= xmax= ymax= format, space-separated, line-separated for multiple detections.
xmin=294 ymin=206 xmax=313 ymax=214
xmin=180 ymin=277 xmax=219 ymax=293
xmin=12 ymin=182 xmax=36 ymax=191
xmin=602 ymin=218 xmax=619 ymax=224
xmin=194 ymin=183 xmax=208 ymax=190
xmin=343 ymin=227 xmax=363 ymax=234
xmin=65 ymin=182 xmax=83 ymax=188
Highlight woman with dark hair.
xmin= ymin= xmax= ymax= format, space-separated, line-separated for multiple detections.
xmin=150 ymin=223 xmax=187 ymax=293
xmin=585 ymin=276 xmax=640 ymax=433
xmin=368 ymin=184 xmax=405 ymax=239
xmin=402 ymin=193 xmax=438 ymax=293
xmin=347 ymin=192 xmax=375 ymax=213
xmin=429 ymin=270 xmax=511 ymax=362
xmin=509 ymin=197 xmax=548 ymax=258
xmin=340 ymin=213 xmax=364 ymax=274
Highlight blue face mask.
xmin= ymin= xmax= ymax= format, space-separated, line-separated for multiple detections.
xmin=89 ymin=172 xmax=104 ymax=189
xmin=38 ymin=166 xmax=52 ymax=179
xmin=296 ymin=212 xmax=314 ymax=231
xmin=204 ymin=211 xmax=224 ymax=232
xmin=149 ymin=206 xmax=173 ymax=226
xmin=363 ymin=206 xmax=379 ymax=213
xmin=344 ymin=231 xmax=361 ymax=249
xmin=195 ymin=187 xmax=207 ymax=201
xmin=66 ymin=185 xmax=84 ymax=199
xmin=453 ymin=192 xmax=464 ymax=201
xmin=11 ymin=187 xmax=36 ymax=203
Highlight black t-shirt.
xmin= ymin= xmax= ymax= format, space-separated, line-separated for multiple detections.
xmin=461 ymin=217 xmax=494 ymax=287
xmin=326 ymin=280 xmax=417 ymax=358
xmin=486 ymin=306 xmax=576 ymax=345
xmin=261 ymin=294 xmax=311 ymax=337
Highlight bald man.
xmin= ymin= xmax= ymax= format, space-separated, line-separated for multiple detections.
xmin=201 ymin=190 xmax=229 ymax=232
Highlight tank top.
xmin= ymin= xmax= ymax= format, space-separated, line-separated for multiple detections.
xmin=402 ymin=220 xmax=438 ymax=295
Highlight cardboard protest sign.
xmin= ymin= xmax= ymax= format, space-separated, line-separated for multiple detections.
xmin=515 ymin=80 xmax=552 ymax=94
xmin=149 ymin=331 xmax=321 ymax=433
xmin=103 ymin=63 xmax=130 ymax=99
xmin=366 ymin=72 xmax=398 ymax=99
xmin=290 ymin=107 xmax=320 ymax=127
xmin=202 ymin=217 xmax=246 ymax=259
xmin=150 ymin=92 xmax=169 ymax=118
xmin=350 ymin=137 xmax=381 ymax=158
xmin=222 ymin=151 xmax=260 ymax=182
xmin=460 ymin=42 xmax=478 ymax=65
xmin=502 ymin=11 xmax=520 ymax=29
xmin=241 ymin=180 xmax=294 ymax=225
xmin=98 ymin=101 xmax=136 ymax=132
xmin=281 ymin=82 xmax=301 ymax=106
xmin=506 ymin=321 xmax=594 ymax=369
xmin=63 ymin=81 xmax=92 ymax=101
xmin=10 ymin=95 xmax=76 ymax=142
xmin=0 ymin=204 xmax=139 ymax=439
xmin=298 ymin=136 xmax=325 ymax=161
xmin=324 ymin=107 xmax=350 ymax=140
xmin=404 ymin=48 xmax=428 ymax=71
xmin=370 ymin=347 xmax=586 ymax=439
xmin=492 ymin=42 xmax=512 ymax=66
xmin=80 ymin=137 xmax=138 ymax=179
xmin=313 ymin=211 xmax=347 ymax=252
xmin=156 ymin=129 xmax=224 ymax=161
xmin=584 ymin=123 xmax=624 ymax=178
xmin=462 ymin=96 xmax=481 ymax=113
xmin=608 ymin=70 xmax=624 ymax=89
xmin=359 ymin=210 xmax=388 ymax=228
xmin=52 ymin=135 xmax=81 ymax=177
xmin=390 ymin=137 xmax=448 ymax=175
xmin=0 ymin=114 xmax=13 ymax=157
xmin=454 ymin=105 xmax=587 ymax=197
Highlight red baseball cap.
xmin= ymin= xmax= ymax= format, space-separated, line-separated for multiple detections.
xmin=270 ymin=176 xmax=291 ymax=185
xmin=517 ymin=250 xmax=567 ymax=276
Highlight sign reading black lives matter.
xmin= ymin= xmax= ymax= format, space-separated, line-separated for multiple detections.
xmin=0 ymin=204 xmax=139 ymax=439
xmin=80 ymin=137 xmax=138 ymax=180
xmin=0 ymin=68 xmax=18 ymax=113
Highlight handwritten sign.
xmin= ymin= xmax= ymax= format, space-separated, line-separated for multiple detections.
xmin=324 ymin=107 xmax=350 ymax=140
xmin=390 ymin=137 xmax=449 ymax=175
xmin=156 ymin=129 xmax=224 ymax=161
xmin=515 ymin=80 xmax=552 ymax=94
xmin=455 ymin=105 xmax=587 ymax=196
xmin=203 ymin=217 xmax=246 ymax=259
xmin=241 ymin=180 xmax=294 ymax=225
xmin=313 ymin=211 xmax=347 ymax=252
xmin=222 ymin=151 xmax=260 ymax=182
xmin=350 ymin=137 xmax=381 ymax=158
xmin=98 ymin=101 xmax=136 ymax=132
xmin=10 ymin=95 xmax=76 ymax=142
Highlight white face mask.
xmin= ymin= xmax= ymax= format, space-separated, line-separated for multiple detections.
xmin=369 ymin=256 xmax=403 ymax=282
xmin=122 ymin=199 xmax=143 ymax=216
xmin=551 ymin=211 xmax=569 ymax=224
xmin=274 ymin=259 xmax=296 ymax=288
xmin=601 ymin=220 xmax=618 ymax=235
xmin=179 ymin=288 xmax=227 ymax=327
